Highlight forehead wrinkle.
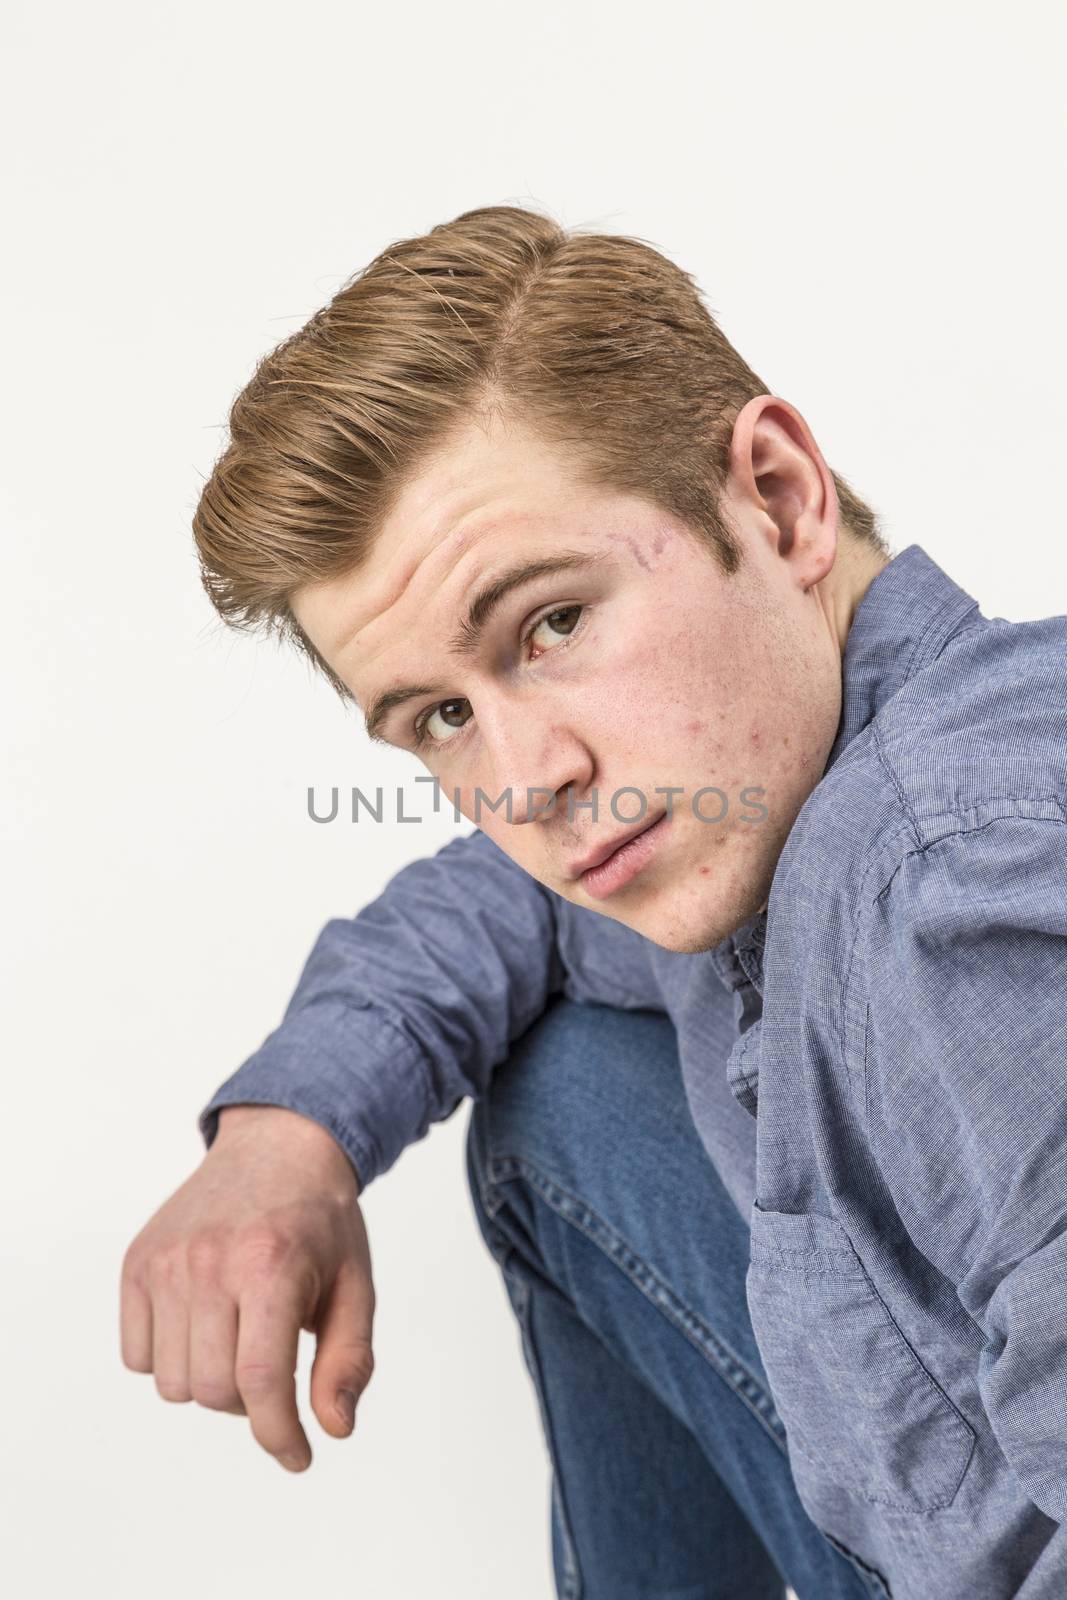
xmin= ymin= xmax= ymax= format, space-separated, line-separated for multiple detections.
xmin=332 ymin=511 xmax=497 ymax=662
xmin=326 ymin=550 xmax=427 ymax=662
xmin=355 ymin=529 xmax=510 ymax=742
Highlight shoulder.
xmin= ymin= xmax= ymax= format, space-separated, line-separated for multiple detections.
xmin=789 ymin=610 xmax=1067 ymax=915
xmin=856 ymin=627 xmax=1067 ymax=1009
xmin=872 ymin=612 xmax=1067 ymax=850
xmin=765 ymin=610 xmax=1067 ymax=1012
xmin=868 ymin=808 xmax=1067 ymax=971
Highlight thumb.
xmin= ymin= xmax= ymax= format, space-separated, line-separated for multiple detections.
xmin=310 ymin=1257 xmax=376 ymax=1439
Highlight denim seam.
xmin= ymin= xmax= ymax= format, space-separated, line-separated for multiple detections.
xmin=487 ymin=1154 xmax=789 ymax=1455
xmin=498 ymin=1249 xmax=583 ymax=1600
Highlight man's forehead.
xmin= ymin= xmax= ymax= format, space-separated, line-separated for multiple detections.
xmin=295 ymin=413 xmax=619 ymax=652
xmin=295 ymin=510 xmax=544 ymax=665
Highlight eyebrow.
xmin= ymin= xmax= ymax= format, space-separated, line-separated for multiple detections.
xmin=363 ymin=550 xmax=607 ymax=744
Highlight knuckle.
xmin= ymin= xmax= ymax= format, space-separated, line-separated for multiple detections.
xmin=187 ymin=1231 xmax=227 ymax=1280
xmin=146 ymin=1244 xmax=184 ymax=1289
xmin=239 ymin=1238 xmax=319 ymax=1309
xmin=235 ymin=1360 xmax=287 ymax=1398
xmin=238 ymin=1225 xmax=295 ymax=1274
xmin=121 ymin=1246 xmax=146 ymax=1290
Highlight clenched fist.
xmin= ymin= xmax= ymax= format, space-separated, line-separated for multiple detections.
xmin=120 ymin=1104 xmax=374 ymax=1472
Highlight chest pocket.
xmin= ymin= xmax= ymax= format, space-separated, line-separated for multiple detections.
xmin=746 ymin=1203 xmax=975 ymax=1513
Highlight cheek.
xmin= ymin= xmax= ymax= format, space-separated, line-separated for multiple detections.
xmin=590 ymin=622 xmax=678 ymax=709
xmin=579 ymin=626 xmax=727 ymax=771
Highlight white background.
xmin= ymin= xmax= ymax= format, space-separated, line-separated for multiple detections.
xmin=4 ymin=2 xmax=1066 ymax=1595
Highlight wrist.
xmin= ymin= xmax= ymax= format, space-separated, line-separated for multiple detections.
xmin=214 ymin=1103 xmax=362 ymax=1196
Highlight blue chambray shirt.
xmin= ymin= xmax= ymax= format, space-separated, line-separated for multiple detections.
xmin=200 ymin=544 xmax=1067 ymax=1600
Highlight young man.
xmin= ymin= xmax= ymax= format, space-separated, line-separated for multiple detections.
xmin=121 ymin=206 xmax=1067 ymax=1600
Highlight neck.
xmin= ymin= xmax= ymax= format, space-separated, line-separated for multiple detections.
xmin=751 ymin=536 xmax=892 ymax=922
xmin=828 ymin=533 xmax=893 ymax=658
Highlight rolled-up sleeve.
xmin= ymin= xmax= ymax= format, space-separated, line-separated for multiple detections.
xmin=865 ymin=812 xmax=1067 ymax=1520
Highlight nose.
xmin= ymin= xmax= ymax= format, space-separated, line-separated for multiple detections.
xmin=477 ymin=701 xmax=594 ymax=827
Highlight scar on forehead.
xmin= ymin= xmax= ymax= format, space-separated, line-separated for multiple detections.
xmin=604 ymin=523 xmax=676 ymax=572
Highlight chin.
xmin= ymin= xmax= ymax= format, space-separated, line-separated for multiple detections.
xmin=609 ymin=901 xmax=730 ymax=956
xmin=647 ymin=924 xmax=726 ymax=955
xmin=628 ymin=867 xmax=773 ymax=952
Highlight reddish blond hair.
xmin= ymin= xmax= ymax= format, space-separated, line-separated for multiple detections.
xmin=193 ymin=204 xmax=886 ymax=700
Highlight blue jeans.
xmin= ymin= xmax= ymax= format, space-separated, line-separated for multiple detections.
xmin=465 ymin=998 xmax=886 ymax=1600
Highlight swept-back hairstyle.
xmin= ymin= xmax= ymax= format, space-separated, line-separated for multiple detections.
xmin=193 ymin=204 xmax=886 ymax=701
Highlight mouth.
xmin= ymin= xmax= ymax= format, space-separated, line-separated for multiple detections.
xmin=571 ymin=812 xmax=670 ymax=901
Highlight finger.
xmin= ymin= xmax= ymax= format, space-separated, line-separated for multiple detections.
xmin=235 ymin=1271 xmax=312 ymax=1470
xmin=150 ymin=1256 xmax=193 ymax=1403
xmin=120 ymin=1255 xmax=154 ymax=1373
xmin=189 ymin=1282 xmax=246 ymax=1415
xmin=309 ymin=1258 xmax=375 ymax=1439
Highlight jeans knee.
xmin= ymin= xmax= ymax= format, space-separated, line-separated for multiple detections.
xmin=465 ymin=999 xmax=594 ymax=1211
xmin=464 ymin=997 xmax=682 ymax=1280
xmin=464 ymin=999 xmax=593 ymax=1274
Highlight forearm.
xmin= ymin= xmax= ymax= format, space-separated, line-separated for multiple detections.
xmin=198 ymin=828 xmax=564 ymax=1189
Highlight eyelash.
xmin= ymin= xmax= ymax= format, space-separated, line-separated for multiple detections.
xmin=411 ymin=602 xmax=589 ymax=752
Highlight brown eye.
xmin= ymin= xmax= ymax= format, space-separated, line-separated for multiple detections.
xmin=529 ymin=605 xmax=584 ymax=649
xmin=423 ymin=697 xmax=472 ymax=744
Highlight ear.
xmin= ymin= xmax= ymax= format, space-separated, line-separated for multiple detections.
xmin=725 ymin=395 xmax=839 ymax=585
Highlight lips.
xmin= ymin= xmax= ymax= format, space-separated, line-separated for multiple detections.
xmin=568 ymin=814 xmax=664 ymax=880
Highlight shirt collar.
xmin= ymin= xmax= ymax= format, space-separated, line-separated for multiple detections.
xmin=821 ymin=541 xmax=982 ymax=777
xmin=709 ymin=542 xmax=982 ymax=998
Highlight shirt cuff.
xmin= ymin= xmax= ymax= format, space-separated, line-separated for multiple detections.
xmin=196 ymin=999 xmax=433 ymax=1193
